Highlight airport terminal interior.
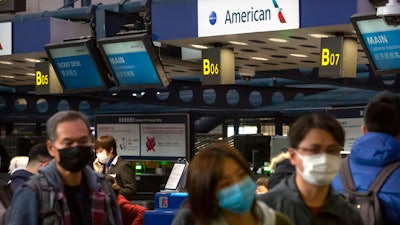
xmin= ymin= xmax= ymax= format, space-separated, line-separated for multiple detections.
xmin=0 ymin=0 xmax=399 ymax=222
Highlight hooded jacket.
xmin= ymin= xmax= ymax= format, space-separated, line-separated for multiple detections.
xmin=9 ymin=169 xmax=33 ymax=192
xmin=258 ymin=174 xmax=364 ymax=225
xmin=8 ymin=160 xmax=122 ymax=225
xmin=332 ymin=132 xmax=400 ymax=224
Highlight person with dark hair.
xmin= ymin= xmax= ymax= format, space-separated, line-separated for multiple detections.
xmin=9 ymin=142 xmax=53 ymax=192
xmin=8 ymin=110 xmax=122 ymax=225
xmin=172 ymin=142 xmax=293 ymax=225
xmin=255 ymin=177 xmax=269 ymax=194
xmin=93 ymin=135 xmax=137 ymax=200
xmin=258 ymin=113 xmax=363 ymax=225
xmin=332 ymin=91 xmax=400 ymax=224
xmin=106 ymin=175 xmax=147 ymax=225
xmin=267 ymin=152 xmax=295 ymax=190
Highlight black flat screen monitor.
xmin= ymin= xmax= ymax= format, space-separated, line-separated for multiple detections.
xmin=44 ymin=38 xmax=113 ymax=93
xmin=97 ymin=33 xmax=170 ymax=90
xmin=351 ymin=13 xmax=400 ymax=75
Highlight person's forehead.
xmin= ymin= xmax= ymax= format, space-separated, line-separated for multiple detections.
xmin=55 ymin=119 xmax=90 ymax=138
xmin=302 ymin=128 xmax=335 ymax=143
xmin=221 ymin=157 xmax=243 ymax=177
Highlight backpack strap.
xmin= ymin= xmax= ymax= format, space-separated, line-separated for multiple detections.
xmin=27 ymin=174 xmax=60 ymax=224
xmin=369 ymin=160 xmax=400 ymax=192
xmin=339 ymin=156 xmax=356 ymax=193
xmin=369 ymin=160 xmax=400 ymax=225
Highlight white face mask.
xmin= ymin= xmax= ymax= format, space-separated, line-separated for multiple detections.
xmin=96 ymin=152 xmax=111 ymax=164
xmin=294 ymin=151 xmax=341 ymax=186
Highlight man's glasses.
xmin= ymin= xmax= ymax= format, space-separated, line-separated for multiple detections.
xmin=295 ymin=145 xmax=343 ymax=155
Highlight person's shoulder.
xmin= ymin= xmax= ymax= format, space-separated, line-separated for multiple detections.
xmin=172 ymin=203 xmax=192 ymax=225
xmin=275 ymin=212 xmax=293 ymax=225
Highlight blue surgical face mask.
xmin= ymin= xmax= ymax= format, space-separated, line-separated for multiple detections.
xmin=217 ymin=176 xmax=256 ymax=214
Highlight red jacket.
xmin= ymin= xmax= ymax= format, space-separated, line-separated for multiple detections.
xmin=117 ymin=194 xmax=148 ymax=225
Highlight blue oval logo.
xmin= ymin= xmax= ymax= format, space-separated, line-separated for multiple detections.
xmin=209 ymin=11 xmax=217 ymax=25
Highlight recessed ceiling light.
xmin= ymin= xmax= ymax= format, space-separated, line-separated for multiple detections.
xmin=190 ymin=44 xmax=208 ymax=49
xmin=228 ymin=41 xmax=249 ymax=46
xmin=308 ymin=33 xmax=334 ymax=38
xmin=0 ymin=61 xmax=13 ymax=65
xmin=251 ymin=56 xmax=268 ymax=61
xmin=267 ymin=38 xmax=288 ymax=43
xmin=0 ymin=75 xmax=14 ymax=79
xmin=26 ymin=72 xmax=35 ymax=76
xmin=290 ymin=53 xmax=308 ymax=58
xmin=24 ymin=58 xmax=41 ymax=63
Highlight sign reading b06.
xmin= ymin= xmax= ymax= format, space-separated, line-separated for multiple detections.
xmin=36 ymin=71 xmax=49 ymax=85
xmin=203 ymin=59 xmax=219 ymax=75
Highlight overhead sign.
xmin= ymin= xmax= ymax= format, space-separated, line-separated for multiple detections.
xmin=319 ymin=37 xmax=357 ymax=78
xmin=0 ymin=22 xmax=12 ymax=56
xmin=35 ymin=62 xmax=63 ymax=94
xmin=202 ymin=47 xmax=235 ymax=85
xmin=198 ymin=0 xmax=300 ymax=37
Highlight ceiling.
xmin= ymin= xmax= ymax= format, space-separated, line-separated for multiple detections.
xmin=0 ymin=8 xmax=386 ymax=112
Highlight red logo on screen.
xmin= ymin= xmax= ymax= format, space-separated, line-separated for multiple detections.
xmin=146 ymin=137 xmax=156 ymax=152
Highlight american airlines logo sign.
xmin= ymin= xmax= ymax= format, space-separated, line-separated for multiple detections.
xmin=198 ymin=0 xmax=299 ymax=37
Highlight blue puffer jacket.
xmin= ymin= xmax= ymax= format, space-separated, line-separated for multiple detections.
xmin=332 ymin=132 xmax=400 ymax=224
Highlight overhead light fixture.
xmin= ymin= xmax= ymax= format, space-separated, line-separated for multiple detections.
xmin=24 ymin=58 xmax=41 ymax=63
xmin=251 ymin=56 xmax=268 ymax=61
xmin=0 ymin=61 xmax=13 ymax=65
xmin=190 ymin=44 xmax=208 ymax=49
xmin=0 ymin=75 xmax=14 ymax=79
xmin=228 ymin=41 xmax=249 ymax=46
xmin=308 ymin=33 xmax=334 ymax=38
xmin=290 ymin=53 xmax=308 ymax=58
xmin=132 ymin=91 xmax=146 ymax=97
xmin=267 ymin=38 xmax=288 ymax=43
xmin=26 ymin=72 xmax=35 ymax=76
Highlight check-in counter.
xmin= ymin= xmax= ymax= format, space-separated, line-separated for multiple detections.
xmin=143 ymin=192 xmax=188 ymax=225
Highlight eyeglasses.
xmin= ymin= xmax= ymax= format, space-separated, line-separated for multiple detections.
xmin=295 ymin=145 xmax=343 ymax=155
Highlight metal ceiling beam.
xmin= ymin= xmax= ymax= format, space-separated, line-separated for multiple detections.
xmin=93 ymin=79 xmax=332 ymax=110
xmin=257 ymin=67 xmax=400 ymax=92
xmin=0 ymin=0 xmax=148 ymax=22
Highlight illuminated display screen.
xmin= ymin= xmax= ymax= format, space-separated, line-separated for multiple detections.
xmin=97 ymin=33 xmax=170 ymax=90
xmin=352 ymin=14 xmax=400 ymax=75
xmin=45 ymin=39 xmax=112 ymax=93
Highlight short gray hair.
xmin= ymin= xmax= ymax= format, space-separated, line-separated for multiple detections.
xmin=46 ymin=110 xmax=91 ymax=142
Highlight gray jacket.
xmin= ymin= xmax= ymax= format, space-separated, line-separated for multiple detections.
xmin=257 ymin=174 xmax=364 ymax=225
xmin=9 ymin=160 xmax=122 ymax=225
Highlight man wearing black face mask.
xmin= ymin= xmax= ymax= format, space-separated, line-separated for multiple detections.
xmin=8 ymin=110 xmax=122 ymax=225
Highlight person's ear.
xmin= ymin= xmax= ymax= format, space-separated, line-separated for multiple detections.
xmin=288 ymin=147 xmax=296 ymax=166
xmin=47 ymin=140 xmax=56 ymax=157
xmin=361 ymin=124 xmax=368 ymax=134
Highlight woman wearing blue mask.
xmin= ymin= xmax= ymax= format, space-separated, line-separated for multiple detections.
xmin=172 ymin=142 xmax=292 ymax=225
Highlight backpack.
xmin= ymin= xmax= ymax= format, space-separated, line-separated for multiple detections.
xmin=339 ymin=156 xmax=400 ymax=225
xmin=0 ymin=173 xmax=118 ymax=225
xmin=0 ymin=174 xmax=59 ymax=225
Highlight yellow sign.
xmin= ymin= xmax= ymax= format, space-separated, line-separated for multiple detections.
xmin=36 ymin=71 xmax=49 ymax=86
xmin=203 ymin=59 xmax=219 ymax=75
xmin=321 ymin=48 xmax=340 ymax=66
